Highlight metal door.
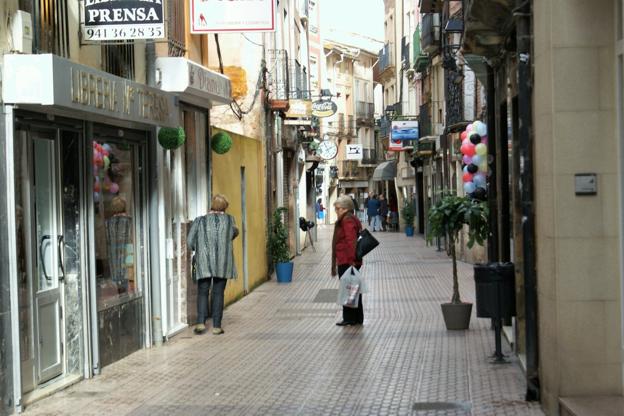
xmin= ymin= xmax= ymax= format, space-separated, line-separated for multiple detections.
xmin=32 ymin=133 xmax=64 ymax=383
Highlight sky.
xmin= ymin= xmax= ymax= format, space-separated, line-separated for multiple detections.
xmin=320 ymin=0 xmax=384 ymax=42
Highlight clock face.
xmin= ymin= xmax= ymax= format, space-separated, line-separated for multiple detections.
xmin=318 ymin=140 xmax=338 ymax=160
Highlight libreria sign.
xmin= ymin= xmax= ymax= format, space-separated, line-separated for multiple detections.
xmin=83 ymin=0 xmax=165 ymax=41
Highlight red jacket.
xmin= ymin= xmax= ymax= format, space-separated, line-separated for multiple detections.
xmin=332 ymin=213 xmax=363 ymax=268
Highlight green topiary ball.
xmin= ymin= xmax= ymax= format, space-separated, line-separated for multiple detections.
xmin=211 ymin=131 xmax=233 ymax=154
xmin=158 ymin=127 xmax=186 ymax=150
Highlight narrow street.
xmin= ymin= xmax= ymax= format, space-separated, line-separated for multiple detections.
xmin=24 ymin=227 xmax=544 ymax=416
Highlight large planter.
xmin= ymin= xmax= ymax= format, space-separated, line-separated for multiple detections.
xmin=474 ymin=262 xmax=515 ymax=319
xmin=405 ymin=226 xmax=415 ymax=236
xmin=441 ymin=302 xmax=472 ymax=330
xmin=275 ymin=262 xmax=294 ymax=283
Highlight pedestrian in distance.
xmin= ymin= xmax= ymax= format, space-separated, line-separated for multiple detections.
xmin=379 ymin=194 xmax=389 ymax=232
xmin=331 ymin=195 xmax=364 ymax=326
xmin=188 ymin=194 xmax=239 ymax=335
xmin=366 ymin=194 xmax=381 ymax=231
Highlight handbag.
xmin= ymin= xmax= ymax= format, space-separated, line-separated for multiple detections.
xmin=356 ymin=229 xmax=379 ymax=260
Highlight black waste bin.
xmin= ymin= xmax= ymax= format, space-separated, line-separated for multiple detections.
xmin=474 ymin=262 xmax=516 ymax=319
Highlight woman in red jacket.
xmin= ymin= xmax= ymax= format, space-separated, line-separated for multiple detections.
xmin=331 ymin=195 xmax=364 ymax=326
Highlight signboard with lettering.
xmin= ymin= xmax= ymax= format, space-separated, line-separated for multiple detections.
xmin=311 ymin=100 xmax=337 ymax=118
xmin=345 ymin=144 xmax=363 ymax=160
xmin=82 ymin=0 xmax=165 ymax=41
xmin=190 ymin=0 xmax=276 ymax=33
xmin=285 ymin=99 xmax=312 ymax=118
xmin=3 ymin=54 xmax=177 ymax=128
xmin=389 ymin=120 xmax=418 ymax=151
xmin=156 ymin=57 xmax=232 ymax=106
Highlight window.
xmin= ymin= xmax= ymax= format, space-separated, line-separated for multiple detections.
xmin=20 ymin=0 xmax=70 ymax=57
xmin=102 ymin=43 xmax=136 ymax=79
xmin=168 ymin=0 xmax=186 ymax=57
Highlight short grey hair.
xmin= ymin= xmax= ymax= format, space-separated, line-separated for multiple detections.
xmin=334 ymin=195 xmax=354 ymax=211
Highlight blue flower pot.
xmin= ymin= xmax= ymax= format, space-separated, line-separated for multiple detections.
xmin=276 ymin=262 xmax=294 ymax=283
xmin=405 ymin=226 xmax=415 ymax=237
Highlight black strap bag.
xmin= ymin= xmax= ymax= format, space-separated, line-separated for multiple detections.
xmin=356 ymin=229 xmax=379 ymax=260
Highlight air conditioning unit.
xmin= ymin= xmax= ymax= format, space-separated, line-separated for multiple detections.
xmin=11 ymin=11 xmax=33 ymax=54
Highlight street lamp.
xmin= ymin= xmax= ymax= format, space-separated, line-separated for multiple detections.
xmin=442 ymin=18 xmax=463 ymax=73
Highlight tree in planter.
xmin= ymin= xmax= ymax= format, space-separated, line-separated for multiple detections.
xmin=400 ymin=200 xmax=416 ymax=228
xmin=269 ymin=207 xmax=291 ymax=264
xmin=427 ymin=195 xmax=488 ymax=304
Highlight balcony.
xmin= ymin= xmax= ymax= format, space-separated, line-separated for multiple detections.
xmin=413 ymin=25 xmax=430 ymax=73
xmin=289 ymin=60 xmax=311 ymax=100
xmin=267 ymin=49 xmax=290 ymax=111
xmin=373 ymin=42 xmax=394 ymax=82
xmin=346 ymin=115 xmax=356 ymax=137
xmin=339 ymin=160 xmax=361 ymax=179
xmin=421 ymin=14 xmax=440 ymax=54
xmin=360 ymin=148 xmax=377 ymax=166
xmin=419 ymin=102 xmax=432 ymax=137
xmin=401 ymin=36 xmax=410 ymax=68
xmin=337 ymin=113 xmax=345 ymax=135
xmin=356 ymin=101 xmax=375 ymax=125
xmin=379 ymin=117 xmax=391 ymax=139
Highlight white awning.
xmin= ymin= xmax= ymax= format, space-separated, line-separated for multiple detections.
xmin=372 ymin=160 xmax=397 ymax=181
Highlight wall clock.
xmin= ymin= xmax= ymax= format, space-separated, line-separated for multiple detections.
xmin=317 ymin=140 xmax=338 ymax=160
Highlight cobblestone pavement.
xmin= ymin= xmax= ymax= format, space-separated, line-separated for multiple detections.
xmin=24 ymin=226 xmax=545 ymax=416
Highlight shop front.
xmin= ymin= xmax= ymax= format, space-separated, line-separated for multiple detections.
xmin=2 ymin=54 xmax=177 ymax=410
xmin=155 ymin=57 xmax=232 ymax=335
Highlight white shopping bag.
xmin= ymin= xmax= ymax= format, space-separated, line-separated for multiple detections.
xmin=337 ymin=266 xmax=367 ymax=308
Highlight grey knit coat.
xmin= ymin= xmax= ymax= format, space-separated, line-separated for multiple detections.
xmin=187 ymin=212 xmax=239 ymax=280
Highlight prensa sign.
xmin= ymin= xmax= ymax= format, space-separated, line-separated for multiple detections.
xmin=82 ymin=0 xmax=165 ymax=41
xmin=190 ymin=0 xmax=276 ymax=33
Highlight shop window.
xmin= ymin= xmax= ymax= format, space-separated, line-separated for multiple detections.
xmin=20 ymin=0 xmax=70 ymax=57
xmin=92 ymin=139 xmax=142 ymax=309
xmin=102 ymin=42 xmax=136 ymax=79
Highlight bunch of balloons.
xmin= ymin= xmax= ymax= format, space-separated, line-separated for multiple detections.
xmin=460 ymin=120 xmax=489 ymax=200
xmin=93 ymin=142 xmax=120 ymax=203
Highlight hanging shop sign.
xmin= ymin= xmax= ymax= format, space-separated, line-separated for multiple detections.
xmin=190 ymin=0 xmax=276 ymax=33
xmin=156 ymin=57 xmax=232 ymax=106
xmin=285 ymin=99 xmax=312 ymax=118
xmin=311 ymin=100 xmax=338 ymax=118
xmin=345 ymin=144 xmax=363 ymax=161
xmin=82 ymin=0 xmax=165 ymax=41
xmin=389 ymin=120 xmax=418 ymax=151
xmin=3 ymin=54 xmax=178 ymax=128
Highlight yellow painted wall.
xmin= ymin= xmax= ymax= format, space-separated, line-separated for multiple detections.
xmin=211 ymin=128 xmax=268 ymax=304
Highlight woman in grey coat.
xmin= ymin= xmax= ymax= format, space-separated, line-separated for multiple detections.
xmin=187 ymin=194 xmax=239 ymax=335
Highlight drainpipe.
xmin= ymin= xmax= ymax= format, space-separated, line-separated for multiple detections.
xmin=486 ymin=65 xmax=499 ymax=262
xmin=275 ymin=112 xmax=284 ymax=208
xmin=516 ymin=0 xmax=539 ymax=401
xmin=146 ymin=40 xmax=163 ymax=347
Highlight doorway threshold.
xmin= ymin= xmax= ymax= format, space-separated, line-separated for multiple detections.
xmin=22 ymin=373 xmax=83 ymax=409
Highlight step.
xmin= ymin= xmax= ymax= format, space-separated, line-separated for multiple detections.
xmin=560 ymin=396 xmax=624 ymax=416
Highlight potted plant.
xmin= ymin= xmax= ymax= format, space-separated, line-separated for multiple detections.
xmin=401 ymin=200 xmax=416 ymax=236
xmin=269 ymin=207 xmax=293 ymax=282
xmin=427 ymin=194 xmax=488 ymax=330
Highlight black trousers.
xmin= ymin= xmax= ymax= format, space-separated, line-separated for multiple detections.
xmin=338 ymin=264 xmax=364 ymax=324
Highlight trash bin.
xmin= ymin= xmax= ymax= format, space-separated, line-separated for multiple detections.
xmin=474 ymin=262 xmax=516 ymax=319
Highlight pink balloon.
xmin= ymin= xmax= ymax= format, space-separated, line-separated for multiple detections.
xmin=462 ymin=155 xmax=473 ymax=165
xmin=481 ymin=136 xmax=488 ymax=145
xmin=460 ymin=131 xmax=468 ymax=140
xmin=109 ymin=182 xmax=119 ymax=194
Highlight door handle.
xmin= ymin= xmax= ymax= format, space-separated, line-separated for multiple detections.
xmin=39 ymin=235 xmax=51 ymax=281
xmin=57 ymin=235 xmax=65 ymax=281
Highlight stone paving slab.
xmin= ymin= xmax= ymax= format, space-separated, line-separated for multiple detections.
xmin=23 ymin=226 xmax=545 ymax=416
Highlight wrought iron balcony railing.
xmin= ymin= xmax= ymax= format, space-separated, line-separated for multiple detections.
xmin=289 ymin=59 xmax=311 ymax=100
xmin=356 ymin=101 xmax=375 ymax=121
xmin=373 ymin=42 xmax=394 ymax=81
xmin=421 ymin=14 xmax=440 ymax=54
xmin=267 ymin=49 xmax=289 ymax=101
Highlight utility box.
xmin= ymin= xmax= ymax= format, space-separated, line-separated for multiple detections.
xmin=11 ymin=10 xmax=33 ymax=54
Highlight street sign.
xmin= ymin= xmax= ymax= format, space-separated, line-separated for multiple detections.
xmin=82 ymin=0 xmax=165 ymax=41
